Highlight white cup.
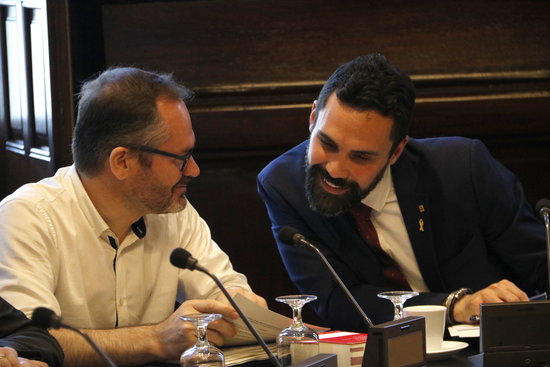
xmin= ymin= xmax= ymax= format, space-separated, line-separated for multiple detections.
xmin=403 ymin=305 xmax=446 ymax=353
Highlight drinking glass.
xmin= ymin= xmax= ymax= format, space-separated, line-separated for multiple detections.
xmin=180 ymin=313 xmax=225 ymax=367
xmin=276 ymin=295 xmax=319 ymax=367
xmin=377 ymin=291 xmax=419 ymax=320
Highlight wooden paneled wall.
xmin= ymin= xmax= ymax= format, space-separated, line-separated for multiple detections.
xmin=0 ymin=0 xmax=73 ymax=199
xmin=73 ymin=0 xmax=550 ymax=318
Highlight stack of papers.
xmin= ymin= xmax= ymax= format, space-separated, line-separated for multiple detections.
xmin=221 ymin=294 xmax=329 ymax=366
xmin=223 ymin=343 xmax=277 ymax=366
xmin=160 ymin=295 xmax=328 ymax=366
xmin=448 ymin=324 xmax=480 ymax=338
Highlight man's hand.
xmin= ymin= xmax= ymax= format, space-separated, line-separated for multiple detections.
xmin=0 ymin=347 xmax=48 ymax=367
xmin=151 ymin=298 xmax=239 ymax=361
xmin=453 ymin=279 xmax=528 ymax=323
xmin=216 ymin=287 xmax=268 ymax=308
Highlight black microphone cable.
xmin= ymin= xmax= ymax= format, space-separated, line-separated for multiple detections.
xmin=279 ymin=226 xmax=374 ymax=329
xmin=170 ymin=248 xmax=283 ymax=367
xmin=32 ymin=307 xmax=118 ymax=367
xmin=536 ymin=198 xmax=550 ymax=294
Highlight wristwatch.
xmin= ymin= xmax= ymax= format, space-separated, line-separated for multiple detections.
xmin=443 ymin=288 xmax=472 ymax=324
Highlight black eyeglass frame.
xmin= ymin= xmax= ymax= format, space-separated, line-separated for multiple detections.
xmin=126 ymin=145 xmax=193 ymax=171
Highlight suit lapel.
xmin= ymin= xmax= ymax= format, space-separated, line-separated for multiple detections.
xmin=392 ymin=145 xmax=445 ymax=291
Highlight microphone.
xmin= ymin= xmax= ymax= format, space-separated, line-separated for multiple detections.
xmin=536 ymin=198 xmax=550 ymax=222
xmin=170 ymin=248 xmax=282 ymax=367
xmin=32 ymin=307 xmax=117 ymax=367
xmin=278 ymin=226 xmax=374 ymax=328
xmin=279 ymin=228 xmax=430 ymax=367
xmin=536 ymin=198 xmax=550 ymax=293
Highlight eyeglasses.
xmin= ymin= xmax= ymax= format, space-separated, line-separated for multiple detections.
xmin=126 ymin=145 xmax=193 ymax=172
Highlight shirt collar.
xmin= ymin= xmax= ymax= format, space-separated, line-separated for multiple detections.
xmin=360 ymin=165 xmax=393 ymax=213
xmin=68 ymin=165 xmax=147 ymax=240
xmin=68 ymin=165 xmax=110 ymax=239
xmin=132 ymin=217 xmax=147 ymax=238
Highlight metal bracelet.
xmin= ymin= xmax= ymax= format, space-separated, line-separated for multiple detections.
xmin=444 ymin=288 xmax=472 ymax=324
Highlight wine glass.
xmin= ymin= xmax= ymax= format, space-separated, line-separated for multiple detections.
xmin=180 ymin=313 xmax=225 ymax=367
xmin=276 ymin=295 xmax=319 ymax=367
xmin=378 ymin=291 xmax=419 ymax=320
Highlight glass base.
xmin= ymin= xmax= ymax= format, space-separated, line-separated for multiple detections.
xmin=180 ymin=350 xmax=224 ymax=367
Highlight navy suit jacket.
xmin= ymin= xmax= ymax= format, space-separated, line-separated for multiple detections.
xmin=257 ymin=137 xmax=548 ymax=331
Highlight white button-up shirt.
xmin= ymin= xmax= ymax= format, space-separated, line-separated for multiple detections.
xmin=361 ymin=166 xmax=429 ymax=292
xmin=0 ymin=165 xmax=251 ymax=328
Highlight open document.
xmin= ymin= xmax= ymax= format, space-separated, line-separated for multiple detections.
xmin=222 ymin=293 xmax=328 ymax=365
xmin=225 ymin=293 xmax=329 ymax=346
xmin=160 ymin=294 xmax=329 ymax=366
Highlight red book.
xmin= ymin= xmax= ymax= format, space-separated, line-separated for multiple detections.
xmin=319 ymin=331 xmax=368 ymax=367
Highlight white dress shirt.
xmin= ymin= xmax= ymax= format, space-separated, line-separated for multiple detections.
xmin=0 ymin=165 xmax=251 ymax=328
xmin=361 ymin=166 xmax=429 ymax=292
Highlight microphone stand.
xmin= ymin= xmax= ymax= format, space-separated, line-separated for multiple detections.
xmin=296 ymin=239 xmax=374 ymax=328
xmin=60 ymin=324 xmax=118 ymax=367
xmin=32 ymin=307 xmax=117 ymax=367
xmin=537 ymin=199 xmax=550 ymax=294
xmin=542 ymin=208 xmax=550 ymax=293
xmin=192 ymin=264 xmax=283 ymax=367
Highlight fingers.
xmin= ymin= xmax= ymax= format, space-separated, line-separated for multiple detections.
xmin=179 ymin=317 xmax=234 ymax=347
xmin=181 ymin=298 xmax=238 ymax=320
xmin=206 ymin=328 xmax=226 ymax=347
xmin=177 ymin=314 xmax=236 ymax=348
xmin=178 ymin=299 xmax=238 ymax=340
xmin=470 ymin=279 xmax=528 ymax=305
xmin=0 ymin=347 xmax=19 ymax=366
xmin=208 ymin=317 xmax=236 ymax=338
xmin=17 ymin=359 xmax=48 ymax=367
xmin=453 ymin=279 xmax=528 ymax=323
xmin=156 ymin=295 xmax=262 ymax=359
xmin=489 ymin=279 xmax=528 ymax=302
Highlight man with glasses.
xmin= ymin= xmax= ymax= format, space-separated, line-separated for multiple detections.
xmin=0 ymin=67 xmax=266 ymax=367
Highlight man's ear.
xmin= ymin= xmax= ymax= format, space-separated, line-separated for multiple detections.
xmin=109 ymin=147 xmax=132 ymax=180
xmin=389 ymin=136 xmax=409 ymax=165
xmin=309 ymin=100 xmax=318 ymax=133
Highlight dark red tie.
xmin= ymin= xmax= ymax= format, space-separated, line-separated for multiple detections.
xmin=350 ymin=204 xmax=411 ymax=290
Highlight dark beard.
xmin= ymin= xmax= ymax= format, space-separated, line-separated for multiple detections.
xmin=305 ymin=161 xmax=388 ymax=217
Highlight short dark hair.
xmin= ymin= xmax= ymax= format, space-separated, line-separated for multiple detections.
xmin=72 ymin=67 xmax=194 ymax=176
xmin=316 ymin=54 xmax=415 ymax=149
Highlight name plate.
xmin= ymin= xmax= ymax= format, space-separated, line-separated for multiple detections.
xmin=480 ymin=300 xmax=550 ymax=367
xmin=362 ymin=316 xmax=426 ymax=367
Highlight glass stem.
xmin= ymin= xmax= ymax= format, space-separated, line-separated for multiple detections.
xmin=196 ymin=322 xmax=209 ymax=348
xmin=291 ymin=305 xmax=304 ymax=328
xmin=395 ymin=302 xmax=403 ymax=320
